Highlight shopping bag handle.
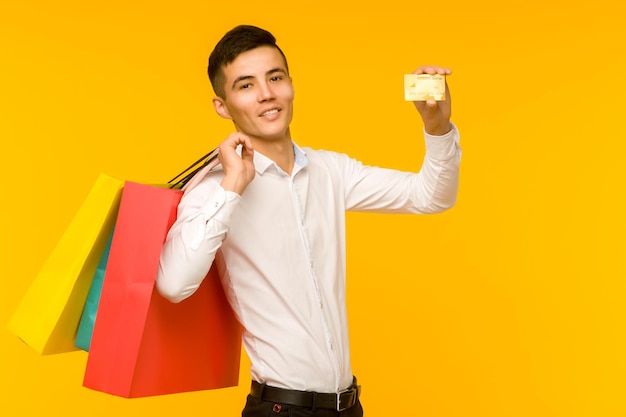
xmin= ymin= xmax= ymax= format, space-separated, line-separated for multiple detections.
xmin=168 ymin=147 xmax=219 ymax=189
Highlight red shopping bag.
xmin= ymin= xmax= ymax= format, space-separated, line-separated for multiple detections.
xmin=83 ymin=181 xmax=242 ymax=398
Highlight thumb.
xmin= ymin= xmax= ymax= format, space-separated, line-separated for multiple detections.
xmin=241 ymin=142 xmax=254 ymax=162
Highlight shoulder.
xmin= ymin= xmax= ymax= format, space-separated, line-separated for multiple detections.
xmin=180 ymin=165 xmax=225 ymax=200
xmin=302 ymin=147 xmax=354 ymax=167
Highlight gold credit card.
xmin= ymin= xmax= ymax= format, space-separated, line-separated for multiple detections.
xmin=404 ymin=74 xmax=446 ymax=101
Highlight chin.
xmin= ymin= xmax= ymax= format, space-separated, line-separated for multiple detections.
xmin=259 ymin=128 xmax=290 ymax=141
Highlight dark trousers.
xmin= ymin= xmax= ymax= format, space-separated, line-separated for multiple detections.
xmin=241 ymin=394 xmax=364 ymax=417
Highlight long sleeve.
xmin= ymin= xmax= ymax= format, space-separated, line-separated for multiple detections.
xmin=156 ymin=176 xmax=241 ymax=303
xmin=412 ymin=123 xmax=462 ymax=212
xmin=323 ymin=123 xmax=461 ymax=214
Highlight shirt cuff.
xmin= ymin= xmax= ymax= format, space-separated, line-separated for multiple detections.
xmin=423 ymin=122 xmax=461 ymax=161
xmin=204 ymin=187 xmax=241 ymax=230
xmin=183 ymin=186 xmax=241 ymax=251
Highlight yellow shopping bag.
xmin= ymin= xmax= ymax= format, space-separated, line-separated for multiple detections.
xmin=7 ymin=173 xmax=124 ymax=355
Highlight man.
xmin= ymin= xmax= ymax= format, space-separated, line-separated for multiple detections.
xmin=157 ymin=25 xmax=461 ymax=416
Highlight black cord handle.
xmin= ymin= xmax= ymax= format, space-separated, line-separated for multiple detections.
xmin=167 ymin=147 xmax=219 ymax=189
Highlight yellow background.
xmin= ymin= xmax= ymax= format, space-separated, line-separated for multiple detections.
xmin=1 ymin=0 xmax=625 ymax=415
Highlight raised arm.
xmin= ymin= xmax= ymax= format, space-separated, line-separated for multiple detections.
xmin=156 ymin=132 xmax=255 ymax=303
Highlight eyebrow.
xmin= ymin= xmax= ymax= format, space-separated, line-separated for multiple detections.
xmin=231 ymin=68 xmax=287 ymax=91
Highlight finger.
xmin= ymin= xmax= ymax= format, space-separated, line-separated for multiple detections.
xmin=223 ymin=133 xmax=250 ymax=151
xmin=241 ymin=135 xmax=254 ymax=152
xmin=414 ymin=66 xmax=453 ymax=75
xmin=231 ymin=132 xmax=249 ymax=147
xmin=221 ymin=134 xmax=237 ymax=150
xmin=241 ymin=140 xmax=254 ymax=161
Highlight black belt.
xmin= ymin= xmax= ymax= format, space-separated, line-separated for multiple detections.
xmin=250 ymin=379 xmax=361 ymax=412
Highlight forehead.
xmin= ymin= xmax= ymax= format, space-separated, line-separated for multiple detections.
xmin=222 ymin=46 xmax=287 ymax=81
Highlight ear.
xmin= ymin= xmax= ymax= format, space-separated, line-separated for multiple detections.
xmin=212 ymin=96 xmax=232 ymax=120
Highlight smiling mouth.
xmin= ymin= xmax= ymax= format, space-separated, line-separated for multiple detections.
xmin=260 ymin=109 xmax=279 ymax=117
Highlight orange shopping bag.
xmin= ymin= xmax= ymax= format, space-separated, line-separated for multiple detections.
xmin=83 ymin=181 xmax=241 ymax=398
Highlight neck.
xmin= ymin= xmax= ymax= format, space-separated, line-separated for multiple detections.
xmin=250 ymin=135 xmax=294 ymax=175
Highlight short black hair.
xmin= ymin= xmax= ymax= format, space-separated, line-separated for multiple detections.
xmin=208 ymin=25 xmax=289 ymax=98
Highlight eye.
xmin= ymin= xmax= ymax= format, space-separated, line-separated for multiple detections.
xmin=240 ymin=83 xmax=252 ymax=90
xmin=269 ymin=75 xmax=283 ymax=82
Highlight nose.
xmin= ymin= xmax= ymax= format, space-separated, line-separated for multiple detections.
xmin=257 ymin=81 xmax=276 ymax=102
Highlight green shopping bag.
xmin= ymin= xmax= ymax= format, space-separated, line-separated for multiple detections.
xmin=74 ymin=230 xmax=114 ymax=351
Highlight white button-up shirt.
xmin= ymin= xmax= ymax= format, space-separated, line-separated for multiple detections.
xmin=156 ymin=126 xmax=461 ymax=393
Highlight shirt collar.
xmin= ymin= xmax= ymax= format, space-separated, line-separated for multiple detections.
xmin=253 ymin=142 xmax=309 ymax=176
xmin=293 ymin=142 xmax=309 ymax=169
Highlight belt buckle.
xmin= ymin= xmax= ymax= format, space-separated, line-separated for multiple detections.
xmin=336 ymin=386 xmax=356 ymax=412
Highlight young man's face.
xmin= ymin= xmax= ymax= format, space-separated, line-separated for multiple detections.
xmin=213 ymin=46 xmax=294 ymax=143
